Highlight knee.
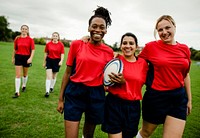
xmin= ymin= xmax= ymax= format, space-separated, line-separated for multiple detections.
xmin=140 ymin=128 xmax=153 ymax=138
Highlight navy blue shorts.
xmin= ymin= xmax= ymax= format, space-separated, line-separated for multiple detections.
xmin=46 ymin=57 xmax=61 ymax=72
xmin=142 ymin=87 xmax=188 ymax=124
xmin=64 ymin=81 xmax=105 ymax=124
xmin=102 ymin=93 xmax=141 ymax=138
xmin=15 ymin=54 xmax=32 ymax=67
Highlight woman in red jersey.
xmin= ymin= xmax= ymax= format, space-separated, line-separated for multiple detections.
xmin=57 ymin=6 xmax=114 ymax=138
xmin=101 ymin=32 xmax=148 ymax=138
xmin=43 ymin=32 xmax=65 ymax=97
xmin=12 ymin=25 xmax=35 ymax=98
xmin=136 ymin=15 xmax=192 ymax=138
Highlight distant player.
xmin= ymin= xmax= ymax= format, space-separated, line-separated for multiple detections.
xmin=12 ymin=25 xmax=35 ymax=98
xmin=43 ymin=32 xmax=65 ymax=97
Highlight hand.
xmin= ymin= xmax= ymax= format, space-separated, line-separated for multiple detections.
xmin=12 ymin=58 xmax=15 ymax=64
xmin=27 ymin=58 xmax=32 ymax=64
xmin=58 ymin=61 xmax=63 ymax=66
xmin=187 ymin=100 xmax=192 ymax=115
xmin=81 ymin=36 xmax=90 ymax=43
xmin=57 ymin=100 xmax=64 ymax=114
xmin=114 ymin=52 xmax=119 ymax=58
xmin=108 ymin=73 xmax=125 ymax=84
xmin=43 ymin=62 xmax=46 ymax=68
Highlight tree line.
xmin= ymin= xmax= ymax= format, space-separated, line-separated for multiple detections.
xmin=0 ymin=15 xmax=199 ymax=60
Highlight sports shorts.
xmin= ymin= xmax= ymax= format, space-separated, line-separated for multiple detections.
xmin=102 ymin=93 xmax=141 ymax=138
xmin=45 ymin=57 xmax=61 ymax=72
xmin=142 ymin=87 xmax=188 ymax=124
xmin=64 ymin=81 xmax=105 ymax=124
xmin=15 ymin=54 xmax=32 ymax=67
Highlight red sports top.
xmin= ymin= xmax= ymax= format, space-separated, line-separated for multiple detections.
xmin=14 ymin=36 xmax=35 ymax=55
xmin=107 ymin=55 xmax=148 ymax=100
xmin=45 ymin=41 xmax=65 ymax=59
xmin=139 ymin=40 xmax=191 ymax=91
xmin=66 ymin=40 xmax=114 ymax=86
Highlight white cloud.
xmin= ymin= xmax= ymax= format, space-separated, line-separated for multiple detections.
xmin=1 ymin=0 xmax=200 ymax=49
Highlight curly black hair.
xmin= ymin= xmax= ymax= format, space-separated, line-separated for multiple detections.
xmin=89 ymin=6 xmax=112 ymax=27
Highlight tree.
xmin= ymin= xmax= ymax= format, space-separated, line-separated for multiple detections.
xmin=112 ymin=42 xmax=120 ymax=51
xmin=0 ymin=16 xmax=12 ymax=41
xmin=12 ymin=31 xmax=21 ymax=40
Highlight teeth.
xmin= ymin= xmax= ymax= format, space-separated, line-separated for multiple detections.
xmin=94 ymin=34 xmax=101 ymax=37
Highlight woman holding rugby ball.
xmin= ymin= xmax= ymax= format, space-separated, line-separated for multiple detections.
xmin=101 ymin=32 xmax=148 ymax=138
xmin=12 ymin=25 xmax=35 ymax=98
xmin=57 ymin=6 xmax=113 ymax=138
xmin=136 ymin=15 xmax=192 ymax=138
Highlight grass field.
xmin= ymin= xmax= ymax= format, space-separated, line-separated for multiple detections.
xmin=0 ymin=41 xmax=200 ymax=138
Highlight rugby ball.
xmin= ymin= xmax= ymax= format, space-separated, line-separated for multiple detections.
xmin=103 ymin=58 xmax=123 ymax=86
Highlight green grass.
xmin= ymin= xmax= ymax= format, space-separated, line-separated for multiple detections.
xmin=0 ymin=41 xmax=200 ymax=138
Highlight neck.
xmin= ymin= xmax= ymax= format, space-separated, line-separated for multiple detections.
xmin=124 ymin=55 xmax=136 ymax=62
xmin=21 ymin=34 xmax=27 ymax=37
xmin=89 ymin=40 xmax=101 ymax=46
xmin=53 ymin=40 xmax=58 ymax=43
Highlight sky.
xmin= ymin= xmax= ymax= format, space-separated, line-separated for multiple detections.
xmin=1 ymin=0 xmax=200 ymax=49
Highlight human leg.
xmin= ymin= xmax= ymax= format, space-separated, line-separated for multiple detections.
xmin=15 ymin=66 xmax=22 ymax=94
xmin=45 ymin=69 xmax=52 ymax=97
xmin=83 ymin=85 xmax=105 ymax=138
xmin=21 ymin=67 xmax=29 ymax=91
xmin=163 ymin=116 xmax=185 ymax=138
xmin=65 ymin=120 xmax=80 ymax=138
xmin=108 ymin=132 xmax=122 ymax=138
xmin=50 ymin=72 xmax=58 ymax=92
xmin=83 ymin=120 xmax=96 ymax=138
xmin=138 ymin=120 xmax=158 ymax=138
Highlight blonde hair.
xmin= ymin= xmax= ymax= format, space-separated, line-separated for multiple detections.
xmin=51 ymin=32 xmax=60 ymax=41
xmin=154 ymin=15 xmax=176 ymax=39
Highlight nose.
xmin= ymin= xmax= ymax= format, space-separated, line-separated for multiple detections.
xmin=163 ymin=29 xmax=167 ymax=34
xmin=94 ymin=27 xmax=101 ymax=32
xmin=125 ymin=43 xmax=131 ymax=48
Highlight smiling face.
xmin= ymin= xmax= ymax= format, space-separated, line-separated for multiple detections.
xmin=20 ymin=25 xmax=29 ymax=36
xmin=88 ymin=17 xmax=107 ymax=44
xmin=52 ymin=32 xmax=60 ymax=43
xmin=157 ymin=19 xmax=176 ymax=45
xmin=120 ymin=36 xmax=137 ymax=58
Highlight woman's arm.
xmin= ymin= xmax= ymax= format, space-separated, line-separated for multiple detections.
xmin=184 ymin=73 xmax=192 ymax=115
xmin=57 ymin=66 xmax=72 ymax=114
xmin=27 ymin=50 xmax=35 ymax=64
xmin=59 ymin=53 xmax=64 ymax=66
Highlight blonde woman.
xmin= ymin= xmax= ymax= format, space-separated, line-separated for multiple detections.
xmin=12 ymin=25 xmax=35 ymax=98
xmin=136 ymin=15 xmax=192 ymax=138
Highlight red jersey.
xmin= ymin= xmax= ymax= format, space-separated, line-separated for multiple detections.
xmin=139 ymin=40 xmax=191 ymax=91
xmin=67 ymin=40 xmax=114 ymax=86
xmin=14 ymin=36 xmax=35 ymax=55
xmin=107 ymin=55 xmax=148 ymax=100
xmin=45 ymin=41 xmax=65 ymax=59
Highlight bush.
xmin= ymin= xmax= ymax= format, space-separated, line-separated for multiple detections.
xmin=194 ymin=51 xmax=200 ymax=60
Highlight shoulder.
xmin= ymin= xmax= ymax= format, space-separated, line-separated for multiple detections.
xmin=101 ymin=43 xmax=113 ymax=52
xmin=137 ymin=57 xmax=147 ymax=64
xmin=177 ymin=42 xmax=191 ymax=55
xmin=27 ymin=36 xmax=33 ymax=40
xmin=58 ymin=41 xmax=64 ymax=46
xmin=177 ymin=42 xmax=190 ymax=50
xmin=14 ymin=36 xmax=20 ymax=42
xmin=46 ymin=41 xmax=52 ymax=46
xmin=71 ymin=40 xmax=84 ymax=45
xmin=69 ymin=40 xmax=85 ymax=52
xmin=137 ymin=57 xmax=148 ymax=69
xmin=145 ymin=40 xmax=158 ymax=47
